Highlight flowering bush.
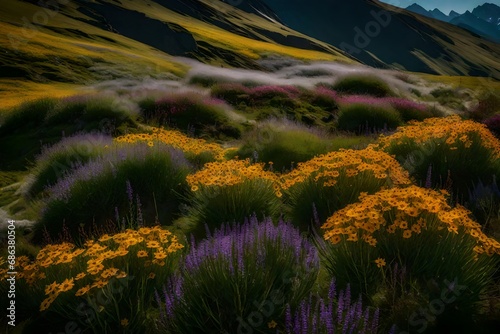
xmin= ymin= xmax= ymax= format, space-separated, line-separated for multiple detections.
xmin=483 ymin=114 xmax=500 ymax=137
xmin=25 ymin=133 xmax=112 ymax=198
xmin=0 ymin=227 xmax=184 ymax=332
xmin=185 ymin=159 xmax=282 ymax=237
xmin=320 ymin=186 xmax=498 ymax=330
xmin=115 ymin=127 xmax=230 ymax=161
xmin=280 ymin=147 xmax=411 ymax=230
xmin=139 ymin=92 xmax=240 ymax=138
xmin=283 ymin=279 xmax=381 ymax=334
xmin=339 ymin=95 xmax=434 ymax=122
xmin=37 ymin=143 xmax=192 ymax=243
xmin=377 ymin=116 xmax=500 ymax=203
xmin=156 ymin=216 xmax=319 ymax=333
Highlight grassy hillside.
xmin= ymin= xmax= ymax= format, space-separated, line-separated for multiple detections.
xmin=0 ymin=0 xmax=355 ymax=107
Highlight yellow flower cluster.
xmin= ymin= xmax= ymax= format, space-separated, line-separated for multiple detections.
xmin=279 ymin=147 xmax=411 ymax=189
xmin=322 ymin=186 xmax=500 ymax=256
xmin=377 ymin=115 xmax=500 ymax=157
xmin=115 ymin=127 xmax=232 ymax=160
xmin=186 ymin=158 xmax=281 ymax=196
xmin=1 ymin=227 xmax=183 ymax=312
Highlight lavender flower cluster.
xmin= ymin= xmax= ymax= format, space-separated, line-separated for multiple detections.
xmin=184 ymin=216 xmax=319 ymax=273
xmin=156 ymin=216 xmax=319 ymax=329
xmin=48 ymin=142 xmax=189 ymax=202
xmin=285 ymin=280 xmax=381 ymax=334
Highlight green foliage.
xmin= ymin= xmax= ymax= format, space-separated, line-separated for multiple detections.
xmin=235 ymin=125 xmax=330 ymax=171
xmin=319 ymin=216 xmax=497 ymax=333
xmin=429 ymin=87 xmax=465 ymax=110
xmin=384 ymin=133 xmax=498 ymax=204
xmin=0 ymin=98 xmax=58 ymax=135
xmin=331 ymin=75 xmax=395 ymax=97
xmin=45 ymin=95 xmax=138 ymax=128
xmin=337 ymin=104 xmax=402 ymax=134
xmin=184 ymin=179 xmax=282 ymax=240
xmin=234 ymin=123 xmax=372 ymax=172
xmin=35 ymin=143 xmax=192 ymax=244
xmin=25 ymin=134 xmax=111 ymax=199
xmin=285 ymin=172 xmax=388 ymax=232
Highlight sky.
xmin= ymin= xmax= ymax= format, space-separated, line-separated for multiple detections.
xmin=380 ymin=0 xmax=500 ymax=14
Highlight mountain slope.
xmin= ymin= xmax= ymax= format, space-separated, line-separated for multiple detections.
xmin=238 ymin=0 xmax=500 ymax=78
xmin=0 ymin=0 xmax=354 ymax=107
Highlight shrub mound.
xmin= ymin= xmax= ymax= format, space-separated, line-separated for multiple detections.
xmin=337 ymin=103 xmax=402 ymax=134
xmin=320 ymin=186 xmax=499 ymax=332
xmin=332 ymin=75 xmax=395 ymax=97
xmin=156 ymin=216 xmax=319 ymax=333
xmin=36 ymin=142 xmax=192 ymax=243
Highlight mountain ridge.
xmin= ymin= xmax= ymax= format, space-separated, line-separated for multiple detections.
xmin=405 ymin=2 xmax=500 ymax=42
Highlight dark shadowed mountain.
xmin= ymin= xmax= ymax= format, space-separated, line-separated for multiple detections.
xmin=430 ymin=8 xmax=450 ymax=22
xmin=450 ymin=10 xmax=500 ymax=43
xmin=406 ymin=3 xmax=432 ymax=17
xmin=232 ymin=0 xmax=500 ymax=78
xmin=472 ymin=3 xmax=500 ymax=25
xmin=449 ymin=10 xmax=461 ymax=20
xmin=406 ymin=2 xmax=500 ymax=42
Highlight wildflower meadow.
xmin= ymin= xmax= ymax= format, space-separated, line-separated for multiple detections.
xmin=1 ymin=76 xmax=499 ymax=334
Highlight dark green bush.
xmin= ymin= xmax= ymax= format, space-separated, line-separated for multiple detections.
xmin=0 ymin=98 xmax=58 ymax=135
xmin=35 ymin=143 xmax=192 ymax=244
xmin=337 ymin=104 xmax=402 ymax=134
xmin=332 ymin=75 xmax=395 ymax=97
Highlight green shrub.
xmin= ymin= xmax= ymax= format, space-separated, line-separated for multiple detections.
xmin=25 ymin=133 xmax=112 ymax=198
xmin=211 ymin=83 xmax=251 ymax=106
xmin=0 ymin=98 xmax=58 ymax=135
xmin=35 ymin=143 xmax=192 ymax=244
xmin=139 ymin=93 xmax=241 ymax=139
xmin=337 ymin=104 xmax=402 ymax=134
xmin=157 ymin=217 xmax=319 ymax=333
xmin=45 ymin=94 xmax=139 ymax=130
xmin=332 ymin=75 xmax=395 ymax=97
xmin=234 ymin=122 xmax=333 ymax=171
xmin=468 ymin=92 xmax=500 ymax=121
xmin=185 ymin=179 xmax=281 ymax=240
xmin=379 ymin=121 xmax=499 ymax=205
